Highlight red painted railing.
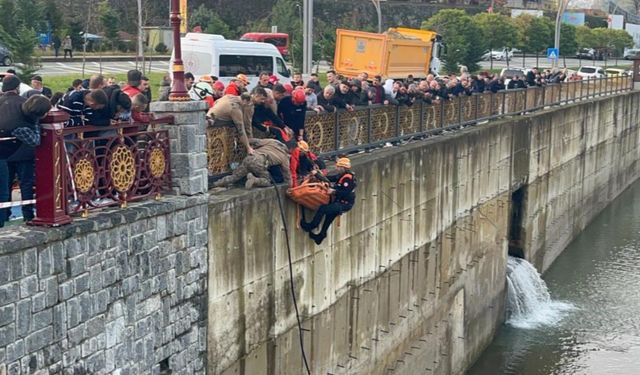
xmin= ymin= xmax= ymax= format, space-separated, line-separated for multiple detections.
xmin=30 ymin=113 xmax=174 ymax=226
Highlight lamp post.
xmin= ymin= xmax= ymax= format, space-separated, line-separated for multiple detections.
xmin=372 ymin=0 xmax=382 ymax=33
xmin=553 ymin=0 xmax=570 ymax=68
xmin=169 ymin=0 xmax=190 ymax=101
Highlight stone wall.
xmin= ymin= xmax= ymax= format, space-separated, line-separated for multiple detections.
xmin=0 ymin=196 xmax=208 ymax=375
xmin=206 ymin=91 xmax=640 ymax=374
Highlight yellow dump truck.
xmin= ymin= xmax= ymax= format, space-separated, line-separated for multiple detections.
xmin=333 ymin=27 xmax=443 ymax=80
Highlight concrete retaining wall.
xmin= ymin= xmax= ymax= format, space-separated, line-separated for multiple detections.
xmin=206 ymin=91 xmax=640 ymax=374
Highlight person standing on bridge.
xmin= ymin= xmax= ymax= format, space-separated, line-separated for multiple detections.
xmin=62 ymin=36 xmax=73 ymax=59
xmin=277 ymin=88 xmax=307 ymax=140
xmin=301 ymin=157 xmax=356 ymax=245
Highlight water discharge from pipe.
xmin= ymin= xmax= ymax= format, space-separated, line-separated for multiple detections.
xmin=505 ymin=256 xmax=575 ymax=329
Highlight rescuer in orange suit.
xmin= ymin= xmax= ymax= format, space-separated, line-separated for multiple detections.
xmin=300 ymin=157 xmax=356 ymax=244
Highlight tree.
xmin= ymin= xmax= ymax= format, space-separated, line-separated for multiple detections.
xmin=422 ymin=9 xmax=486 ymax=73
xmin=0 ymin=0 xmax=17 ymax=35
xmin=603 ymin=29 xmax=634 ymax=57
xmin=473 ymin=13 xmax=517 ymax=69
xmin=0 ymin=25 xmax=41 ymax=81
xmin=15 ymin=0 xmax=45 ymax=33
xmin=99 ymin=1 xmax=120 ymax=50
xmin=40 ymin=0 xmax=64 ymax=33
xmin=190 ymin=4 xmax=234 ymax=38
xmin=559 ymin=23 xmax=578 ymax=56
xmin=270 ymin=0 xmax=303 ymax=69
xmin=575 ymin=25 xmax=594 ymax=49
xmin=513 ymin=15 xmax=552 ymax=66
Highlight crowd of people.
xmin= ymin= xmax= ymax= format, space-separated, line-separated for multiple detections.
xmin=0 ymin=64 xmax=579 ymax=237
xmin=0 ymin=68 xmax=156 ymax=227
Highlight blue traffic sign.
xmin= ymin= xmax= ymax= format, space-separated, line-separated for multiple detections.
xmin=547 ymin=48 xmax=559 ymax=60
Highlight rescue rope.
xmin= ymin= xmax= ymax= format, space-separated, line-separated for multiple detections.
xmin=271 ymin=179 xmax=312 ymax=375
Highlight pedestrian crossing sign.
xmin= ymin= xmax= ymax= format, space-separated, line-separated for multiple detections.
xmin=547 ymin=48 xmax=559 ymax=60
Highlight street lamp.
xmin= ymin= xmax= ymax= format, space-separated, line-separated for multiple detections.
xmin=372 ymin=0 xmax=382 ymax=33
xmin=553 ymin=0 xmax=570 ymax=68
xmin=169 ymin=0 xmax=190 ymax=101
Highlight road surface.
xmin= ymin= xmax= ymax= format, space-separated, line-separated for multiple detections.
xmin=479 ymin=56 xmax=632 ymax=70
xmin=3 ymin=60 xmax=171 ymax=76
xmin=3 ymin=57 xmax=631 ymax=77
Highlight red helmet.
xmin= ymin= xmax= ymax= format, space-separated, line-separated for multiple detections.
xmin=292 ymin=88 xmax=306 ymax=105
xmin=283 ymin=83 xmax=294 ymax=94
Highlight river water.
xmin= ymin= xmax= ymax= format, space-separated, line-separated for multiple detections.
xmin=468 ymin=181 xmax=640 ymax=375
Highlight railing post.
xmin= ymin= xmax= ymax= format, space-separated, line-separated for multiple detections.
xmin=457 ymin=95 xmax=463 ymax=125
xmin=586 ymin=77 xmax=590 ymax=98
xmin=501 ymin=91 xmax=506 ymax=115
xmin=474 ymin=94 xmax=479 ymax=120
xmin=395 ymin=105 xmax=400 ymax=137
xmin=439 ymin=100 xmax=445 ymax=129
xmin=523 ymin=89 xmax=528 ymax=114
xmin=418 ymin=101 xmax=424 ymax=133
xmin=30 ymin=111 xmax=72 ymax=227
xmin=334 ymin=110 xmax=340 ymax=152
xmin=367 ymin=107 xmax=372 ymax=147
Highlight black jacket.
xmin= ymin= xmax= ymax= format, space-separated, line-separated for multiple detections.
xmin=252 ymin=104 xmax=284 ymax=132
xmin=277 ymin=96 xmax=307 ymax=134
xmin=317 ymin=93 xmax=336 ymax=112
xmin=0 ymin=92 xmax=27 ymax=159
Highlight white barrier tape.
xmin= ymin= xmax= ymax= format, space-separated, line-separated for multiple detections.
xmin=0 ymin=137 xmax=17 ymax=141
xmin=0 ymin=199 xmax=36 ymax=209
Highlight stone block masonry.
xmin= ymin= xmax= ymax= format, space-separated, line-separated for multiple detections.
xmin=0 ymin=195 xmax=208 ymax=375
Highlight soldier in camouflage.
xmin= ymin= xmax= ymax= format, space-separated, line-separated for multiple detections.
xmin=213 ymin=138 xmax=293 ymax=189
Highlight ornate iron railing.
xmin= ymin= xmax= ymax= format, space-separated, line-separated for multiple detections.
xmin=203 ymin=76 xmax=633 ymax=177
xmin=31 ymin=113 xmax=173 ymax=226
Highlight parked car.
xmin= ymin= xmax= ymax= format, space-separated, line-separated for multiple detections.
xmin=575 ymin=48 xmax=603 ymax=60
xmin=499 ymin=67 xmax=527 ymax=87
xmin=0 ymin=73 xmax=33 ymax=95
xmin=0 ymin=43 xmax=12 ymax=66
xmin=623 ymin=48 xmax=640 ymax=59
xmin=605 ymin=68 xmax=628 ymax=77
xmin=576 ymin=66 xmax=606 ymax=79
xmin=482 ymin=48 xmax=513 ymax=61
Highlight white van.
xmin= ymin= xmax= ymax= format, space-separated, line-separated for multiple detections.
xmin=172 ymin=33 xmax=292 ymax=90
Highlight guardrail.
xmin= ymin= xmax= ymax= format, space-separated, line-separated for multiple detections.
xmin=205 ymin=76 xmax=632 ymax=177
xmin=30 ymin=112 xmax=173 ymax=226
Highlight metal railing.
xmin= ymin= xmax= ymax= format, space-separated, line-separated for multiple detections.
xmin=31 ymin=112 xmax=173 ymax=226
xmin=206 ymin=76 xmax=633 ymax=177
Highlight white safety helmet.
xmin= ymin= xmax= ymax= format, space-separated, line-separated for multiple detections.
xmin=189 ymin=82 xmax=214 ymax=100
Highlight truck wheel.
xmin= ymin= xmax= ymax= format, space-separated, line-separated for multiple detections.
xmin=2 ymin=56 xmax=11 ymax=66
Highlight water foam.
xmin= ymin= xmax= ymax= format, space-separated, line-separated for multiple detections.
xmin=506 ymin=256 xmax=575 ymax=329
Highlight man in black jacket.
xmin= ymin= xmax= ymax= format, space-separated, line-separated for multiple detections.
xmin=0 ymin=75 xmax=26 ymax=226
xmin=6 ymin=96 xmax=51 ymax=223
xmin=526 ymin=68 xmax=537 ymax=87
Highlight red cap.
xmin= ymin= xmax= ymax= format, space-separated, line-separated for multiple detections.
xmin=283 ymin=83 xmax=294 ymax=94
xmin=268 ymin=75 xmax=279 ymax=84
xmin=292 ymin=89 xmax=306 ymax=105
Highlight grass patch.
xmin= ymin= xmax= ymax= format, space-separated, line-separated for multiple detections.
xmin=43 ymin=72 xmax=167 ymax=99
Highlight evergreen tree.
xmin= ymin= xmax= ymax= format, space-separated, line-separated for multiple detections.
xmin=423 ymin=9 xmax=486 ymax=73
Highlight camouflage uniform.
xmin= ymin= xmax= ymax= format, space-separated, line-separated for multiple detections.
xmin=213 ymin=138 xmax=291 ymax=189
